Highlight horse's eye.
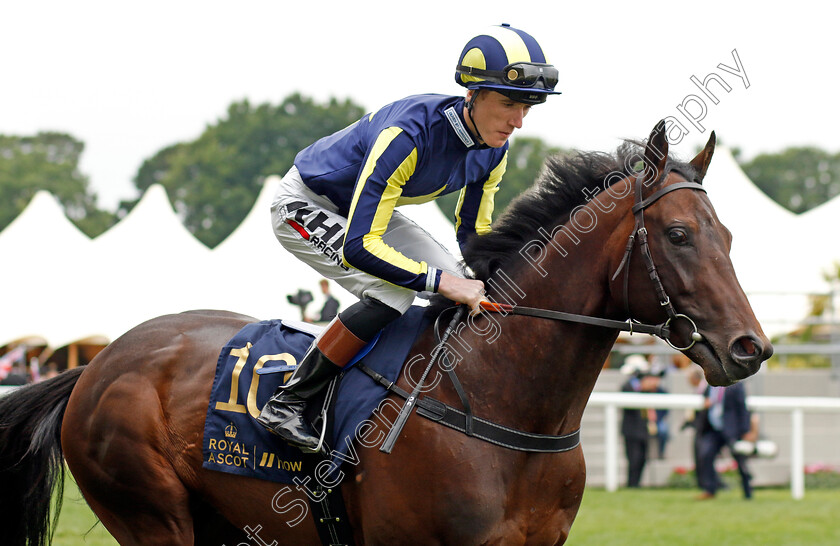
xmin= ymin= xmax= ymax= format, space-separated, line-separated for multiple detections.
xmin=668 ymin=228 xmax=689 ymax=245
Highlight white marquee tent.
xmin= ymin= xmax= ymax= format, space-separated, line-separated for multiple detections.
xmin=0 ymin=190 xmax=95 ymax=346
xmin=209 ymin=175 xmax=349 ymax=323
xmin=0 ymin=176 xmax=465 ymax=349
xmin=702 ymin=147 xmax=820 ymax=335
xmin=1 ymin=148 xmax=836 ymax=349
xmin=88 ymin=184 xmax=219 ymax=341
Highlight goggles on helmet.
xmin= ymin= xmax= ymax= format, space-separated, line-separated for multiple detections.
xmin=456 ymin=62 xmax=559 ymax=90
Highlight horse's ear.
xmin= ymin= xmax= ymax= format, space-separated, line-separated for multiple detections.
xmin=642 ymin=119 xmax=669 ymax=186
xmin=689 ymin=131 xmax=716 ymax=183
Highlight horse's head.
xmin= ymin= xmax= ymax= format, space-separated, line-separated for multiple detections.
xmin=612 ymin=120 xmax=772 ymax=385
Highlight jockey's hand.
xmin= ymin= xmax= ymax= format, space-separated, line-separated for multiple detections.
xmin=438 ymin=272 xmax=488 ymax=315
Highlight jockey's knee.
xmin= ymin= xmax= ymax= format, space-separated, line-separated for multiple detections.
xmin=338 ymin=297 xmax=402 ymax=341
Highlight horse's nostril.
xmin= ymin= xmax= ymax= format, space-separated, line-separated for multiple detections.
xmin=740 ymin=337 xmax=756 ymax=356
xmin=731 ymin=336 xmax=761 ymax=360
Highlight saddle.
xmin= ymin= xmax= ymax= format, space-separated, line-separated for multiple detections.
xmin=202 ymin=308 xmax=426 ymax=484
xmin=202 ymin=308 xmax=428 ymax=546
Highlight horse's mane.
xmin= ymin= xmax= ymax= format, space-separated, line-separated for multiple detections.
xmin=461 ymin=141 xmax=698 ymax=282
xmin=425 ymin=141 xmax=698 ymax=314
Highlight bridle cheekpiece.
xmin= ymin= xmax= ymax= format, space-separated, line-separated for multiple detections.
xmin=611 ymin=169 xmax=707 ymax=350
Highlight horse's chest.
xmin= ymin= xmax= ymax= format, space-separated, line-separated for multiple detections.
xmin=429 ymin=452 xmax=585 ymax=543
xmin=351 ymin=421 xmax=586 ymax=544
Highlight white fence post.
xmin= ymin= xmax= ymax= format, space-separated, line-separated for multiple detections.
xmin=587 ymin=392 xmax=840 ymax=499
xmin=791 ymin=408 xmax=805 ymax=500
xmin=604 ymin=403 xmax=619 ymax=492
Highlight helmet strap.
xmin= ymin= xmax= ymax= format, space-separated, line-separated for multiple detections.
xmin=466 ymin=90 xmax=485 ymax=145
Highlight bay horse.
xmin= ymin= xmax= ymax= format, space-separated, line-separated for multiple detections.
xmin=0 ymin=121 xmax=771 ymax=545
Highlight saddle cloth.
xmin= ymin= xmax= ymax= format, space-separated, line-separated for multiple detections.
xmin=201 ymin=306 xmax=431 ymax=484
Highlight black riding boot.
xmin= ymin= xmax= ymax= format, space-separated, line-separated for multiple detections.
xmin=256 ymin=346 xmax=338 ymax=451
xmin=257 ymin=316 xmax=367 ymax=452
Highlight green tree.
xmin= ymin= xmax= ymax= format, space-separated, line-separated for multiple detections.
xmin=0 ymin=132 xmax=114 ymax=237
xmin=435 ymin=135 xmax=565 ymax=222
xmin=133 ymin=93 xmax=366 ymax=247
xmin=739 ymin=147 xmax=840 ymax=213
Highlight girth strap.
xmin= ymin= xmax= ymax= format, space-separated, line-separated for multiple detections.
xmin=307 ymin=483 xmax=356 ymax=546
xmin=356 ymin=363 xmax=581 ymax=453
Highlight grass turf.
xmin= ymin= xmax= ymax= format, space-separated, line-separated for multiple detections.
xmin=53 ymin=477 xmax=117 ymax=546
xmin=53 ymin=480 xmax=839 ymax=545
xmin=570 ymin=487 xmax=840 ymax=545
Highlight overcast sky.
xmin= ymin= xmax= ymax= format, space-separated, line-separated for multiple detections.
xmin=3 ymin=0 xmax=838 ymax=209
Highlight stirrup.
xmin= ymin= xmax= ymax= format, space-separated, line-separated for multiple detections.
xmin=301 ymin=376 xmax=339 ymax=454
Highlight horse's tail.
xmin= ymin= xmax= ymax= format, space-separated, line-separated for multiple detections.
xmin=0 ymin=367 xmax=85 ymax=546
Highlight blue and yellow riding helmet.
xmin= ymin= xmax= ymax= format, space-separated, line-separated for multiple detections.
xmin=455 ymin=24 xmax=561 ymax=105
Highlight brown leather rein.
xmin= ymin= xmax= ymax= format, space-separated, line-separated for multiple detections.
xmin=482 ymin=171 xmax=707 ymax=351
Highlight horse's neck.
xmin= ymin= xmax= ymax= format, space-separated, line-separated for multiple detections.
xmin=432 ymin=210 xmax=627 ymax=436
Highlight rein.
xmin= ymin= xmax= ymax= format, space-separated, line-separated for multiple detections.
xmin=370 ymin=170 xmax=707 ymax=455
xmin=479 ymin=302 xmax=669 ymax=337
xmin=484 ymin=171 xmax=708 ymax=350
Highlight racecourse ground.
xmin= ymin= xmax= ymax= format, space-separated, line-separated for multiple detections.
xmin=55 ymin=478 xmax=840 ymax=545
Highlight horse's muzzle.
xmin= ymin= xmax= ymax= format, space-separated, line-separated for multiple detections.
xmin=727 ymin=334 xmax=773 ymax=380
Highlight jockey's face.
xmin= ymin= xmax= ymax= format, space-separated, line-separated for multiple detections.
xmin=465 ymin=90 xmax=532 ymax=148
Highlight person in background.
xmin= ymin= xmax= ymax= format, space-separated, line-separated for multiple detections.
xmin=682 ymin=365 xmax=710 ymax=490
xmin=696 ymin=381 xmax=755 ymax=500
xmin=42 ymin=362 xmax=60 ymax=381
xmin=620 ymin=355 xmax=666 ymax=487
xmin=654 ymin=393 xmax=670 ymax=460
xmin=0 ymin=362 xmax=28 ymax=386
xmin=317 ymin=279 xmax=340 ymax=323
xmin=286 ymin=288 xmax=315 ymax=322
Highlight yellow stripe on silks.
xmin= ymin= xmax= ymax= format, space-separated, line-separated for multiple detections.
xmin=453 ymin=151 xmax=507 ymax=236
xmin=397 ymin=185 xmax=447 ymax=205
xmin=454 ymin=186 xmax=467 ymax=234
xmin=475 ymin=152 xmax=506 ymax=235
xmin=362 ymin=149 xmax=427 ymax=275
xmin=368 ymin=105 xmax=382 ymax=122
xmin=483 ymin=26 xmax=532 ymax=65
xmin=345 ymin=127 xmax=427 ymax=276
xmin=346 ymin=127 xmax=403 ymax=230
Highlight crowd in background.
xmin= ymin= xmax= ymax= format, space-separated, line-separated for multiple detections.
xmin=0 ymin=355 xmax=59 ymax=386
xmin=619 ymin=353 xmax=766 ymax=499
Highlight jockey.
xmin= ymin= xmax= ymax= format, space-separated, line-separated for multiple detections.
xmin=257 ymin=23 xmax=561 ymax=452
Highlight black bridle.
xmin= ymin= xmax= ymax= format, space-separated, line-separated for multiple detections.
xmin=369 ymin=168 xmax=710 ymax=455
xmin=486 ymin=169 xmax=707 ymax=351
xmin=611 ymin=170 xmax=707 ymax=350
